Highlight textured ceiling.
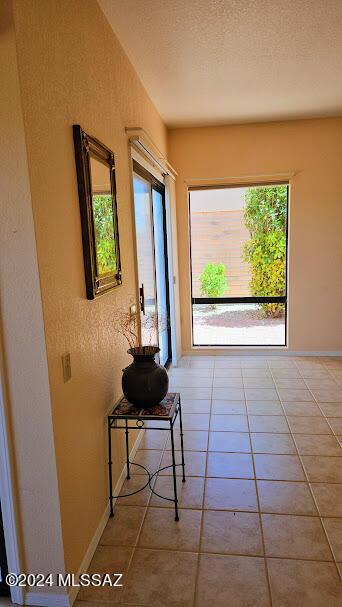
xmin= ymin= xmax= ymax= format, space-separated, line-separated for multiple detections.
xmin=99 ymin=0 xmax=342 ymax=127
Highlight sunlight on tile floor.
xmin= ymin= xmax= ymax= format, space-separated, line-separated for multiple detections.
xmin=77 ymin=355 xmax=342 ymax=607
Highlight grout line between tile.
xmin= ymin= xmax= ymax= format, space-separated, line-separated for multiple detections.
xmin=79 ymin=543 xmax=342 ymax=563
xmin=302 ymin=375 xmax=342 ymax=443
xmin=113 ymin=501 xmax=341 ymax=517
xmin=270 ymin=362 xmax=342 ymax=581
xmin=243 ymin=366 xmax=274 ymax=607
xmin=117 ymin=472 xmax=342 ymax=484
xmin=191 ymin=372 xmax=213 ymax=607
xmin=120 ymin=443 xmax=164 ymax=586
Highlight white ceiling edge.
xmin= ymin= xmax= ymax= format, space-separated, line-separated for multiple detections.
xmin=99 ymin=0 xmax=342 ymax=128
xmin=166 ymin=109 xmax=342 ymax=130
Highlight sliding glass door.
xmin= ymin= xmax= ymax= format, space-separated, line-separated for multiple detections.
xmin=133 ymin=161 xmax=171 ymax=365
xmin=133 ymin=172 xmax=157 ymax=345
xmin=152 ymin=188 xmax=170 ymax=365
xmin=189 ymin=183 xmax=288 ymax=346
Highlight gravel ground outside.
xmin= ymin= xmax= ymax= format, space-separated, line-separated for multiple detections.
xmin=193 ymin=304 xmax=285 ymax=346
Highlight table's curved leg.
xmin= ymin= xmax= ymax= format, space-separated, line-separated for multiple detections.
xmin=113 ymin=462 xmax=152 ymax=498
xmin=170 ymin=420 xmax=179 ymax=521
xmin=178 ymin=397 xmax=186 ymax=483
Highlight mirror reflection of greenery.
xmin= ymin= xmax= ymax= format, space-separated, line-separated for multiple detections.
xmin=93 ymin=194 xmax=117 ymax=275
xmin=243 ymin=185 xmax=287 ymax=317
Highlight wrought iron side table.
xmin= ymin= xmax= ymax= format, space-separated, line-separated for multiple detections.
xmin=107 ymin=392 xmax=186 ymax=521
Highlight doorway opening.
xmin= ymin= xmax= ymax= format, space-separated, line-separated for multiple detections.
xmin=189 ymin=183 xmax=288 ymax=347
xmin=133 ymin=161 xmax=172 ymax=366
xmin=0 ymin=505 xmax=9 ymax=597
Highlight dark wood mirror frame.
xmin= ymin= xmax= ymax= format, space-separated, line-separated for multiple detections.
xmin=73 ymin=125 xmax=122 ymax=299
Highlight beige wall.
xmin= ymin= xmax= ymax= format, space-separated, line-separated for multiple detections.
xmin=11 ymin=0 xmax=167 ymax=575
xmin=168 ymin=119 xmax=342 ymax=353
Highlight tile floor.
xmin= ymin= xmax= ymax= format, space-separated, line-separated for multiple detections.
xmin=77 ymin=355 xmax=342 ymax=607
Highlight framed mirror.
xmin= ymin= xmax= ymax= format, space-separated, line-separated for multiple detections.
xmin=73 ymin=125 xmax=122 ymax=299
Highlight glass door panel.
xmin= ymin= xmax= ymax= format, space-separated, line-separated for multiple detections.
xmin=133 ymin=164 xmax=172 ymax=365
xmin=133 ymin=173 xmax=157 ymax=346
xmin=152 ymin=188 xmax=169 ymax=366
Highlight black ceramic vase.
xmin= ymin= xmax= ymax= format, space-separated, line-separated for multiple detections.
xmin=122 ymin=346 xmax=169 ymax=407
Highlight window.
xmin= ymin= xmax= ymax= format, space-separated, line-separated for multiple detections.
xmin=189 ymin=183 xmax=288 ymax=346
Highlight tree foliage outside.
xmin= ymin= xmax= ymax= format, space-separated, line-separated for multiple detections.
xmin=243 ymin=185 xmax=287 ymax=317
xmin=199 ymin=262 xmax=228 ymax=305
xmin=93 ymin=194 xmax=117 ymax=276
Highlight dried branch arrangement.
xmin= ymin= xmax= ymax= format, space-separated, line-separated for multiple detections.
xmin=112 ymin=306 xmax=139 ymax=350
xmin=113 ymin=301 xmax=168 ymax=354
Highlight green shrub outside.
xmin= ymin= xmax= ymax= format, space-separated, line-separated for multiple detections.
xmin=243 ymin=185 xmax=287 ymax=317
xmin=199 ymin=262 xmax=228 ymax=305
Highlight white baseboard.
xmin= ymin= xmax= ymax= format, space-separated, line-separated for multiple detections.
xmin=182 ymin=349 xmax=342 ymax=357
xmin=68 ymin=428 xmax=144 ymax=606
xmin=25 ymin=591 xmax=69 ymax=607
